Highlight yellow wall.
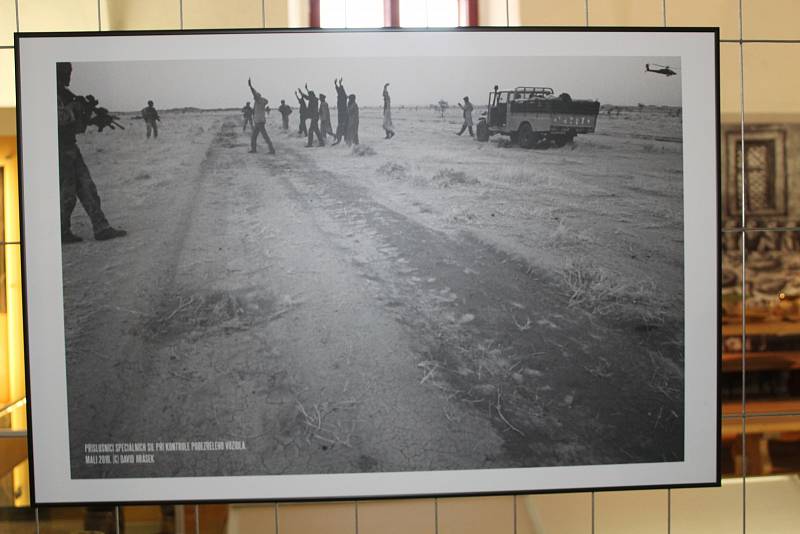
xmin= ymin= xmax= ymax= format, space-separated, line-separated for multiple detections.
xmin=0 ymin=136 xmax=22 ymax=416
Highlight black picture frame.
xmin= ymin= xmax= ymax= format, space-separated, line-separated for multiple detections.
xmin=15 ymin=26 xmax=721 ymax=505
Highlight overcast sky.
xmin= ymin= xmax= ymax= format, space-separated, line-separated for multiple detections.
xmin=68 ymin=56 xmax=681 ymax=111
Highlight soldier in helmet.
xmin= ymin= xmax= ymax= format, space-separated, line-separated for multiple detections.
xmin=277 ymin=100 xmax=292 ymax=130
xmin=241 ymin=101 xmax=254 ymax=131
xmin=141 ymin=100 xmax=161 ymax=139
xmin=56 ymin=62 xmax=127 ymax=243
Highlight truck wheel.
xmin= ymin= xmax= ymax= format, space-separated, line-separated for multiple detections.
xmin=476 ymin=120 xmax=489 ymax=142
xmin=553 ymin=135 xmax=569 ymax=147
xmin=553 ymin=129 xmax=577 ymax=148
xmin=518 ymin=123 xmax=537 ymax=149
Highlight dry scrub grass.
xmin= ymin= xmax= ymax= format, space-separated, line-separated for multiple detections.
xmin=431 ymin=168 xmax=479 ymax=188
xmin=561 ymin=260 xmax=667 ymax=327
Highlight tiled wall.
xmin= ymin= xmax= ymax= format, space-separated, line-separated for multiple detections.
xmin=2 ymin=1 xmax=800 ymax=533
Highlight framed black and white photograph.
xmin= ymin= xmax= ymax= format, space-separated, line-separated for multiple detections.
xmin=15 ymin=27 xmax=719 ymax=504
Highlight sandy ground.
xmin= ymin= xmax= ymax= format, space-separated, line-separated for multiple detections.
xmin=63 ymin=106 xmax=684 ymax=478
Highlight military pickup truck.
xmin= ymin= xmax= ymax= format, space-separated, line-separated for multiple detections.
xmin=476 ymin=86 xmax=600 ymax=148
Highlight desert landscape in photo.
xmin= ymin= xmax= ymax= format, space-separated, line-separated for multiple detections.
xmin=59 ymin=56 xmax=685 ymax=478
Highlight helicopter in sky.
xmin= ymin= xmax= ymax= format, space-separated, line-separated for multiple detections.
xmin=645 ymin=63 xmax=678 ymax=77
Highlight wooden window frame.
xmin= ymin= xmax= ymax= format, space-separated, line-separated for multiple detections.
xmin=310 ymin=0 xmax=477 ymax=28
xmin=725 ymin=129 xmax=788 ymax=219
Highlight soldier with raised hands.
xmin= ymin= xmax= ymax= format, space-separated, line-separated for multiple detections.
xmin=247 ymin=77 xmax=276 ymax=154
xmin=298 ymin=83 xmax=324 ymax=147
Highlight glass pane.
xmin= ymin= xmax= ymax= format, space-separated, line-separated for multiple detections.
xmin=321 ymin=0 xmax=383 ymax=28
xmin=517 ymin=493 xmax=592 ymax=534
xmin=277 ymin=502 xmax=356 ymax=534
xmin=358 ymin=499 xmax=435 ymax=534
xmin=100 ymin=0 xmax=180 ymax=31
xmin=400 ymin=0 xmax=458 ymax=27
xmin=345 ymin=0 xmax=383 ymax=28
xmin=265 ymin=0 xmax=290 ymax=28
xmin=399 ymin=0 xmax=427 ymax=27
xmin=722 ymin=416 xmax=741 ymax=476
xmin=516 ymin=0 xmax=585 ymax=26
xmin=671 ymin=482 xmax=743 ymax=533
xmin=400 ymin=0 xmax=428 ymax=28
xmin=0 ymin=0 xmax=15 ymax=47
xmin=745 ymin=475 xmax=800 ymax=532
xmin=39 ymin=507 xmax=109 ymax=533
xmin=182 ymin=0 xmax=263 ymax=29
xmin=120 ymin=505 xmax=184 ymax=534
xmin=720 ymin=42 xmax=742 ymax=119
xmin=178 ymin=504 xmax=231 ymax=534
xmin=722 ymin=125 xmax=794 ymax=227
xmin=0 ymin=438 xmax=27 ymax=508
xmin=728 ymin=230 xmax=800 ymax=416
xmin=0 ymin=142 xmax=21 ymax=243
xmin=744 ymin=44 xmax=800 ymax=119
xmin=477 ymin=1 xmax=508 ymax=26
xmin=0 ymin=242 xmax=24 ymax=438
xmin=587 ymin=0 xmax=663 ymax=26
xmin=595 ymin=490 xmax=668 ymax=534
xmin=666 ymin=0 xmax=740 ymax=40
xmin=286 ymin=0 xmax=309 ymax=27
xmin=427 ymin=0 xmax=458 ymax=27
xmin=743 ymin=0 xmax=800 ymax=41
xmin=0 ymin=506 xmax=35 ymax=534
xmin=3 ymin=244 xmax=22 ymax=414
xmin=320 ymin=0 xmax=346 ymax=27
xmin=0 ymin=109 xmax=14 ymax=137
xmin=721 ymin=126 xmax=743 ymax=228
xmin=0 ymin=49 xmax=15 ymax=108
xmin=721 ymin=230 xmax=743 ymax=416
xmin=196 ymin=504 xmax=229 ymax=534
xmin=0 ymin=400 xmax=28 ymax=433
xmin=723 ymin=416 xmax=800 ymax=478
xmin=225 ymin=504 xmax=276 ymax=534
xmin=18 ymin=0 xmax=99 ymax=33
xmin=437 ymin=496 xmax=514 ymax=534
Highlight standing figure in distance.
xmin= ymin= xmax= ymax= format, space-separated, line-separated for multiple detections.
xmin=241 ymin=101 xmax=254 ymax=132
xmin=278 ymin=100 xmax=292 ymax=130
xmin=295 ymin=90 xmax=308 ymax=136
xmin=346 ymin=93 xmax=359 ymax=147
xmin=57 ymin=62 xmax=126 ymax=243
xmin=298 ymin=84 xmax=324 ymax=147
xmin=319 ymin=93 xmax=334 ymax=143
xmin=332 ymin=77 xmax=348 ymax=145
xmin=141 ymin=100 xmax=161 ymax=139
xmin=457 ymin=96 xmax=474 ymax=137
xmin=382 ymin=83 xmax=395 ymax=139
xmin=247 ymin=78 xmax=275 ymax=154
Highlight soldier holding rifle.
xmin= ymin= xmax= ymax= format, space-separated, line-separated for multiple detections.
xmin=56 ymin=62 xmax=127 ymax=244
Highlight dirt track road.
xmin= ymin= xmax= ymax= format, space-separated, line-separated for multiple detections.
xmin=65 ymin=114 xmax=683 ymax=478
